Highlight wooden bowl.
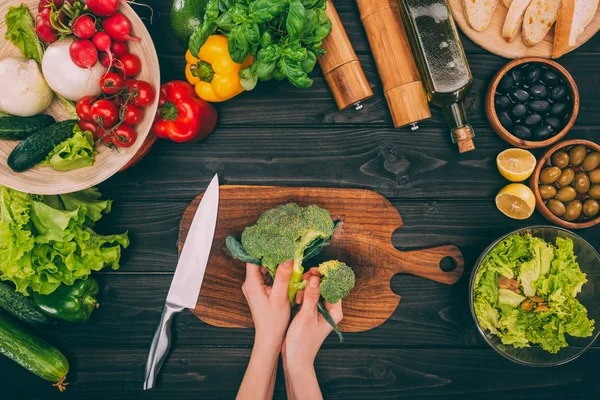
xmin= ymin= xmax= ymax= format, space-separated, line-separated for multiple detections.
xmin=486 ymin=57 xmax=579 ymax=149
xmin=0 ymin=0 xmax=160 ymax=195
xmin=529 ymin=139 xmax=600 ymax=230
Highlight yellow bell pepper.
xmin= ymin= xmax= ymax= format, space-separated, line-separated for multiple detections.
xmin=185 ymin=35 xmax=253 ymax=102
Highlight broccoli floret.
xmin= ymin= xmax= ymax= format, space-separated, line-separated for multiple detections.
xmin=318 ymin=260 xmax=356 ymax=304
xmin=239 ymin=203 xmax=335 ymax=304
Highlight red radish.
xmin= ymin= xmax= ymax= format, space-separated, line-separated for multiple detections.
xmin=36 ymin=19 xmax=57 ymax=43
xmin=92 ymin=32 xmax=112 ymax=52
xmin=102 ymin=12 xmax=138 ymax=42
xmin=72 ymin=15 xmax=96 ymax=39
xmin=38 ymin=0 xmax=63 ymax=12
xmin=69 ymin=39 xmax=99 ymax=68
xmin=99 ymin=52 xmax=116 ymax=67
xmin=86 ymin=0 xmax=119 ymax=17
xmin=111 ymin=41 xmax=128 ymax=57
xmin=38 ymin=8 xmax=53 ymax=28
xmin=118 ymin=53 xmax=141 ymax=77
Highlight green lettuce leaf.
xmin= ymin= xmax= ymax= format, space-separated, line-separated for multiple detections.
xmin=498 ymin=288 xmax=525 ymax=307
xmin=474 ymin=298 xmax=499 ymax=334
xmin=0 ymin=186 xmax=128 ymax=295
xmin=4 ymin=4 xmax=44 ymax=65
xmin=40 ymin=126 xmax=96 ymax=171
xmin=518 ymin=237 xmax=553 ymax=296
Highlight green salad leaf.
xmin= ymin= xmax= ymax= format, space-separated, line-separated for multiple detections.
xmin=0 ymin=186 xmax=128 ymax=296
xmin=4 ymin=4 xmax=44 ymax=65
xmin=40 ymin=125 xmax=96 ymax=171
xmin=474 ymin=234 xmax=594 ymax=354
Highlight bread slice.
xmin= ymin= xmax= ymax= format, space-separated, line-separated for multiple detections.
xmin=522 ymin=0 xmax=561 ymax=46
xmin=503 ymin=0 xmax=533 ymax=42
xmin=503 ymin=0 xmax=513 ymax=7
xmin=463 ymin=0 xmax=500 ymax=31
xmin=552 ymin=0 xmax=599 ymax=58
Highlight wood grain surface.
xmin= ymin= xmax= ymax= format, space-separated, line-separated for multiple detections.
xmin=448 ymin=0 xmax=600 ymax=59
xmin=0 ymin=0 xmax=159 ymax=195
xmin=178 ymin=186 xmax=464 ymax=332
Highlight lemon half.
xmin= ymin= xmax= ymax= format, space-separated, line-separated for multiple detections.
xmin=496 ymin=148 xmax=537 ymax=182
xmin=495 ymin=183 xmax=536 ymax=220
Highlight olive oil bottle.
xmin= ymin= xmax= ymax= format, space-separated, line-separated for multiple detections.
xmin=398 ymin=0 xmax=475 ymax=153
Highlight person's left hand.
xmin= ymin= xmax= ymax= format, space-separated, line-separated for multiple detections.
xmin=242 ymin=261 xmax=293 ymax=349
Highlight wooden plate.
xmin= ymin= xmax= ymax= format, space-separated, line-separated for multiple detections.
xmin=0 ymin=0 xmax=160 ymax=195
xmin=448 ymin=0 xmax=600 ymax=59
xmin=529 ymin=140 xmax=600 ymax=230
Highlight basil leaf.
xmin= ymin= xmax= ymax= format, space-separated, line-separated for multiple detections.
xmin=279 ymin=57 xmax=312 ymax=88
xmin=286 ymin=0 xmax=306 ymax=40
xmin=258 ymin=44 xmax=282 ymax=63
xmin=260 ymin=30 xmax=274 ymax=47
xmin=189 ymin=21 xmax=216 ymax=56
xmin=240 ymin=63 xmax=259 ymax=91
xmin=250 ymin=0 xmax=288 ymax=23
xmin=301 ymin=50 xmax=316 ymax=73
xmin=205 ymin=0 xmax=220 ymax=21
xmin=282 ymin=39 xmax=307 ymax=63
xmin=216 ymin=11 xmax=234 ymax=30
xmin=227 ymin=25 xmax=250 ymax=63
xmin=273 ymin=65 xmax=286 ymax=81
xmin=229 ymin=4 xmax=249 ymax=24
xmin=219 ymin=0 xmax=234 ymax=12
xmin=314 ymin=0 xmax=326 ymax=9
xmin=244 ymin=22 xmax=260 ymax=55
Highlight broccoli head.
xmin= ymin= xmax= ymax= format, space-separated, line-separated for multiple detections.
xmin=239 ymin=203 xmax=335 ymax=304
xmin=318 ymin=260 xmax=356 ymax=304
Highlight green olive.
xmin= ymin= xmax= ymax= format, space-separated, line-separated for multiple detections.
xmin=589 ymin=185 xmax=600 ymax=199
xmin=556 ymin=167 xmax=575 ymax=187
xmin=583 ymin=199 xmax=600 ymax=218
xmin=547 ymin=199 xmax=566 ymax=217
xmin=564 ymin=200 xmax=583 ymax=221
xmin=574 ymin=171 xmax=591 ymax=194
xmin=582 ymin=152 xmax=600 ymax=171
xmin=590 ymin=169 xmax=600 ymax=184
xmin=555 ymin=186 xmax=577 ymax=203
xmin=569 ymin=145 xmax=588 ymax=167
xmin=551 ymin=150 xmax=570 ymax=168
xmin=540 ymin=166 xmax=562 ymax=184
xmin=539 ymin=185 xmax=557 ymax=200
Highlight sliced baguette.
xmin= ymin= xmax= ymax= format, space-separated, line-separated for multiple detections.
xmin=522 ymin=0 xmax=561 ymax=46
xmin=503 ymin=0 xmax=533 ymax=42
xmin=463 ymin=0 xmax=500 ymax=31
xmin=553 ymin=0 xmax=599 ymax=58
xmin=504 ymin=0 xmax=513 ymax=7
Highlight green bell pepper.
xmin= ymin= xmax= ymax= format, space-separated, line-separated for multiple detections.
xmin=33 ymin=278 xmax=100 ymax=322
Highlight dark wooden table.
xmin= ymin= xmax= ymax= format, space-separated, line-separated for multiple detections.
xmin=3 ymin=1 xmax=600 ymax=398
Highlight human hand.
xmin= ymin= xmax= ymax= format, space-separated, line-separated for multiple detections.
xmin=242 ymin=260 xmax=293 ymax=350
xmin=282 ymin=275 xmax=343 ymax=370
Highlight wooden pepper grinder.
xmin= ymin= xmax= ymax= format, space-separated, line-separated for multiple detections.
xmin=356 ymin=0 xmax=431 ymax=129
xmin=319 ymin=0 xmax=373 ymax=111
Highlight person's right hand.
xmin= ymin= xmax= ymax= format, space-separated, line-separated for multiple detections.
xmin=282 ymin=275 xmax=343 ymax=369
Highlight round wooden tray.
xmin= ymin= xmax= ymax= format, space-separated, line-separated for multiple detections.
xmin=485 ymin=57 xmax=579 ymax=149
xmin=529 ymin=139 xmax=600 ymax=230
xmin=0 ymin=0 xmax=160 ymax=195
xmin=448 ymin=0 xmax=600 ymax=59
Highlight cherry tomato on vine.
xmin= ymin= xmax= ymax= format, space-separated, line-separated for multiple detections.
xmin=76 ymin=96 xmax=95 ymax=121
xmin=122 ymin=104 xmax=144 ymax=125
xmin=125 ymin=79 xmax=156 ymax=107
xmin=77 ymin=120 xmax=98 ymax=136
xmin=111 ymin=124 xmax=137 ymax=148
xmin=90 ymin=99 xmax=119 ymax=127
xmin=100 ymin=72 xmax=124 ymax=95
xmin=118 ymin=53 xmax=142 ymax=77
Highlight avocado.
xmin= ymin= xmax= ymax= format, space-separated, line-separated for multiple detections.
xmin=171 ymin=0 xmax=207 ymax=49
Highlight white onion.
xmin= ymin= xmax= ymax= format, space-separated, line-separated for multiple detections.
xmin=42 ymin=38 xmax=105 ymax=102
xmin=0 ymin=58 xmax=53 ymax=117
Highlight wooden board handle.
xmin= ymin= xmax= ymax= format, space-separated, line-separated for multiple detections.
xmin=385 ymin=244 xmax=465 ymax=285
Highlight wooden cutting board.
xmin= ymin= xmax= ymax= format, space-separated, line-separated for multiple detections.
xmin=179 ymin=186 xmax=465 ymax=332
xmin=448 ymin=0 xmax=600 ymax=59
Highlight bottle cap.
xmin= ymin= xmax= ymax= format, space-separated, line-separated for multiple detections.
xmin=453 ymin=126 xmax=476 ymax=153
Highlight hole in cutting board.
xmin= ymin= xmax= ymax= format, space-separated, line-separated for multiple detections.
xmin=439 ymin=256 xmax=457 ymax=272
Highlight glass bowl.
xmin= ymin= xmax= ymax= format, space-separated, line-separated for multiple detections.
xmin=469 ymin=226 xmax=600 ymax=366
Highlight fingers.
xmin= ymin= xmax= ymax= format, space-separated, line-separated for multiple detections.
xmin=295 ymin=289 xmax=304 ymax=305
xmin=242 ymin=263 xmax=264 ymax=297
xmin=299 ymin=276 xmax=320 ymax=318
xmin=271 ymin=260 xmax=293 ymax=302
xmin=323 ymin=299 xmax=343 ymax=325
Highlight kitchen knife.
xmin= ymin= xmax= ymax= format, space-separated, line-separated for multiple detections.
xmin=143 ymin=174 xmax=220 ymax=390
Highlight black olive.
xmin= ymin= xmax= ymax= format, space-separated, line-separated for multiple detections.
xmin=512 ymin=124 xmax=533 ymax=140
xmin=495 ymin=95 xmax=512 ymax=110
xmin=511 ymin=104 xmax=528 ymax=119
xmin=498 ymin=110 xmax=513 ymax=130
xmin=508 ymin=88 xmax=530 ymax=103
xmin=524 ymin=64 xmax=542 ymax=84
xmin=528 ymin=99 xmax=551 ymax=113
xmin=532 ymin=125 xmax=554 ymax=141
xmin=549 ymin=85 xmax=567 ymax=101
xmin=510 ymin=69 xmax=523 ymax=86
xmin=524 ymin=113 xmax=543 ymax=127
xmin=550 ymin=102 xmax=569 ymax=116
xmin=530 ymin=83 xmax=548 ymax=99
xmin=541 ymin=69 xmax=560 ymax=86
xmin=545 ymin=116 xmax=563 ymax=131
xmin=498 ymin=75 xmax=515 ymax=93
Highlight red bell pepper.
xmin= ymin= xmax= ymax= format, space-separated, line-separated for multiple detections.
xmin=152 ymin=81 xmax=217 ymax=143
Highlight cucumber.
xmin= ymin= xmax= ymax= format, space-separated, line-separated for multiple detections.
xmin=0 ymin=313 xmax=69 ymax=390
xmin=171 ymin=0 xmax=207 ymax=48
xmin=0 ymin=282 xmax=53 ymax=327
xmin=0 ymin=115 xmax=55 ymax=140
xmin=8 ymin=120 xmax=77 ymax=172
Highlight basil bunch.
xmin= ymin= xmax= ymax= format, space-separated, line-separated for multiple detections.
xmin=189 ymin=0 xmax=332 ymax=90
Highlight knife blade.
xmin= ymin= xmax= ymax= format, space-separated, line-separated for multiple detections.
xmin=143 ymin=174 xmax=220 ymax=390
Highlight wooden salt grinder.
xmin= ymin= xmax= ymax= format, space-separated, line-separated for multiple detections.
xmin=356 ymin=0 xmax=431 ymax=128
xmin=318 ymin=0 xmax=373 ymax=111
